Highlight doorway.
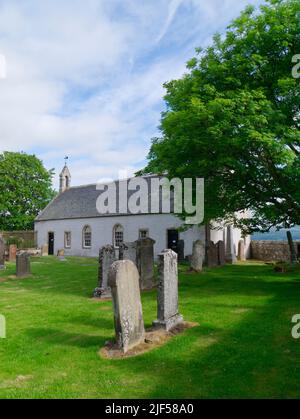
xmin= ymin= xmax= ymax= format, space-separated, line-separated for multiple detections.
xmin=167 ymin=229 xmax=179 ymax=253
xmin=48 ymin=232 xmax=54 ymax=255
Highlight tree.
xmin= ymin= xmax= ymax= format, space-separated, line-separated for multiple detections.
xmin=142 ymin=0 xmax=300 ymax=234
xmin=0 ymin=152 xmax=55 ymax=230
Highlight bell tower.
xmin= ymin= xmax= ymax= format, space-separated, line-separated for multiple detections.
xmin=59 ymin=157 xmax=71 ymax=193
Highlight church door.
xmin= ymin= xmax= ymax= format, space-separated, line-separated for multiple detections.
xmin=48 ymin=232 xmax=54 ymax=255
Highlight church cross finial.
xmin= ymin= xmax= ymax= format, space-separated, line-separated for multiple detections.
xmin=64 ymin=156 xmax=69 ymax=166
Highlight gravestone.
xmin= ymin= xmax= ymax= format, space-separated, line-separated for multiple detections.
xmin=177 ymin=240 xmax=185 ymax=263
xmin=153 ymin=250 xmax=183 ymax=331
xmin=135 ymin=238 xmax=156 ymax=290
xmin=41 ymin=244 xmax=49 ymax=256
xmin=108 ymin=260 xmax=145 ymax=353
xmin=94 ymin=245 xmax=116 ymax=298
xmin=217 ymin=241 xmax=226 ymax=266
xmin=207 ymin=241 xmax=219 ymax=268
xmin=57 ymin=249 xmax=65 ymax=257
xmin=190 ymin=240 xmax=205 ymax=272
xmin=119 ymin=242 xmax=137 ymax=264
xmin=0 ymin=236 xmax=5 ymax=270
xmin=16 ymin=253 xmax=31 ymax=277
xmin=225 ymin=226 xmax=237 ymax=264
xmin=9 ymin=244 xmax=17 ymax=262
xmin=238 ymin=239 xmax=246 ymax=261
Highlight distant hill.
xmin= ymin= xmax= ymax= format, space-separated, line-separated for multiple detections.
xmin=252 ymin=227 xmax=300 ymax=241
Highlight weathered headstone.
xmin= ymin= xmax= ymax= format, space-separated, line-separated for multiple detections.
xmin=8 ymin=244 xmax=17 ymax=262
xmin=108 ymin=260 xmax=145 ymax=353
xmin=57 ymin=249 xmax=65 ymax=257
xmin=0 ymin=236 xmax=5 ymax=270
xmin=119 ymin=242 xmax=137 ymax=264
xmin=225 ymin=226 xmax=237 ymax=264
xmin=153 ymin=250 xmax=183 ymax=331
xmin=41 ymin=244 xmax=49 ymax=256
xmin=94 ymin=245 xmax=116 ymax=298
xmin=177 ymin=240 xmax=185 ymax=263
xmin=16 ymin=253 xmax=31 ymax=277
xmin=135 ymin=238 xmax=156 ymax=290
xmin=238 ymin=239 xmax=246 ymax=261
xmin=207 ymin=241 xmax=219 ymax=268
xmin=190 ymin=240 xmax=205 ymax=272
xmin=217 ymin=240 xmax=226 ymax=266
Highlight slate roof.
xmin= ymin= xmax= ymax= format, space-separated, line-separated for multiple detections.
xmin=35 ymin=176 xmax=174 ymax=221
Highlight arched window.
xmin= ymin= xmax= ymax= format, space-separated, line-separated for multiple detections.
xmin=113 ymin=224 xmax=124 ymax=248
xmin=83 ymin=225 xmax=92 ymax=248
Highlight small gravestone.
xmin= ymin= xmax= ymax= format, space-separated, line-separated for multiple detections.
xmin=9 ymin=244 xmax=17 ymax=262
xmin=16 ymin=253 xmax=31 ymax=277
xmin=153 ymin=249 xmax=183 ymax=331
xmin=0 ymin=236 xmax=5 ymax=270
xmin=108 ymin=260 xmax=145 ymax=353
xmin=190 ymin=240 xmax=205 ymax=272
xmin=119 ymin=242 xmax=137 ymax=264
xmin=225 ymin=226 xmax=237 ymax=264
xmin=177 ymin=240 xmax=185 ymax=263
xmin=135 ymin=238 xmax=156 ymax=290
xmin=207 ymin=241 xmax=219 ymax=268
xmin=217 ymin=241 xmax=226 ymax=266
xmin=41 ymin=244 xmax=49 ymax=256
xmin=238 ymin=239 xmax=246 ymax=261
xmin=57 ymin=249 xmax=65 ymax=257
xmin=94 ymin=245 xmax=116 ymax=298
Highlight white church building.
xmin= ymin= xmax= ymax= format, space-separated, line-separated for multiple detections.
xmin=34 ymin=164 xmax=250 ymax=259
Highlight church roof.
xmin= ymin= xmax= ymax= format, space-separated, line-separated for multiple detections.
xmin=35 ymin=176 xmax=175 ymax=221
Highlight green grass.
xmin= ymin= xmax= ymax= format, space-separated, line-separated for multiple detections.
xmin=1 ymin=256 xmax=300 ymax=399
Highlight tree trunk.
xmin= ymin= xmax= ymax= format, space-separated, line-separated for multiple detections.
xmin=287 ymin=231 xmax=298 ymax=263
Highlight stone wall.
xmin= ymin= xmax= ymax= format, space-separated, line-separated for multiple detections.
xmin=251 ymin=240 xmax=300 ymax=262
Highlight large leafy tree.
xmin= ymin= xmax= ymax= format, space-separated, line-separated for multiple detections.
xmin=0 ymin=152 xmax=55 ymax=230
xmin=142 ymin=0 xmax=300 ymax=233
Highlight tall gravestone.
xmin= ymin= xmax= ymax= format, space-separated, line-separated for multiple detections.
xmin=94 ymin=245 xmax=116 ymax=298
xmin=238 ymin=239 xmax=246 ymax=261
xmin=153 ymin=250 xmax=183 ymax=331
xmin=217 ymin=241 xmax=226 ymax=266
xmin=0 ymin=236 xmax=5 ymax=270
xmin=177 ymin=240 xmax=185 ymax=263
xmin=16 ymin=253 xmax=31 ymax=277
xmin=225 ymin=226 xmax=237 ymax=264
xmin=9 ymin=244 xmax=17 ymax=262
xmin=135 ymin=238 xmax=156 ymax=290
xmin=190 ymin=240 xmax=205 ymax=272
xmin=108 ymin=260 xmax=145 ymax=353
xmin=119 ymin=242 xmax=137 ymax=264
xmin=207 ymin=241 xmax=219 ymax=268
xmin=41 ymin=244 xmax=49 ymax=256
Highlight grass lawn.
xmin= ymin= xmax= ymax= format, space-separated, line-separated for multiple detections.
xmin=1 ymin=256 xmax=300 ymax=399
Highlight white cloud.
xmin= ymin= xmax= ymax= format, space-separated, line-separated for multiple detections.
xmin=0 ymin=0 xmax=265 ymax=189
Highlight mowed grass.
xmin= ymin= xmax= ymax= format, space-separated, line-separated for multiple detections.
xmin=1 ymin=257 xmax=300 ymax=399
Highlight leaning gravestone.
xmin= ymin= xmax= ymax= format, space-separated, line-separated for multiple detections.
xmin=135 ymin=238 xmax=156 ymax=290
xmin=238 ymin=239 xmax=246 ymax=261
xmin=225 ymin=226 xmax=237 ymax=264
xmin=16 ymin=253 xmax=31 ymax=277
xmin=217 ymin=241 xmax=226 ymax=266
xmin=119 ymin=242 xmax=137 ymax=264
xmin=0 ymin=236 xmax=5 ymax=270
xmin=94 ymin=245 xmax=116 ymax=298
xmin=153 ymin=249 xmax=183 ymax=331
xmin=108 ymin=260 xmax=145 ymax=353
xmin=190 ymin=240 xmax=205 ymax=272
xmin=9 ymin=244 xmax=17 ymax=262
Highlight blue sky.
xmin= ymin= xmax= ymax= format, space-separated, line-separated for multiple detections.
xmin=0 ymin=0 xmax=264 ymax=189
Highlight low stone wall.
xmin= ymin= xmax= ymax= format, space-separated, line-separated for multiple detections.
xmin=251 ymin=240 xmax=300 ymax=262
